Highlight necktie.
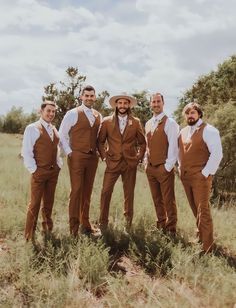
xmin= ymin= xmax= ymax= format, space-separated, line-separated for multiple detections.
xmin=47 ymin=124 xmax=54 ymax=141
xmin=120 ymin=118 xmax=127 ymax=134
xmin=86 ymin=110 xmax=95 ymax=127
xmin=151 ymin=117 xmax=159 ymax=133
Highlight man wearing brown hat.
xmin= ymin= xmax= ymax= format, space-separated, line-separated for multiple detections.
xmin=98 ymin=93 xmax=146 ymax=232
xmin=59 ymin=85 xmax=102 ymax=236
xmin=179 ymin=102 xmax=223 ymax=252
xmin=22 ymin=100 xmax=62 ymax=241
xmin=145 ymin=93 xmax=179 ymax=234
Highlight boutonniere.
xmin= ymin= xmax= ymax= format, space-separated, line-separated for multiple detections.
xmin=157 ymin=119 xmax=163 ymax=126
xmin=128 ymin=119 xmax=133 ymax=126
xmin=93 ymin=113 xmax=99 ymax=118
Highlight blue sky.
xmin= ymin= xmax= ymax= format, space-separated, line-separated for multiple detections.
xmin=0 ymin=0 xmax=236 ymax=116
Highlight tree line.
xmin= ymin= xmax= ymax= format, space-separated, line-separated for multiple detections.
xmin=1 ymin=56 xmax=235 ymax=199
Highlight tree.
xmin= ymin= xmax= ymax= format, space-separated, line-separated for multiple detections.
xmin=43 ymin=67 xmax=112 ymax=127
xmin=174 ymin=55 xmax=236 ymax=200
xmin=132 ymin=90 xmax=152 ymax=127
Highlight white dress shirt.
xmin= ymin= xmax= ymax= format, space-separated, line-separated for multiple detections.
xmin=59 ymin=104 xmax=102 ymax=155
xmin=118 ymin=115 xmax=128 ymax=134
xmin=181 ymin=118 xmax=223 ymax=177
xmin=145 ymin=112 xmax=179 ymax=172
xmin=22 ymin=118 xmax=63 ymax=174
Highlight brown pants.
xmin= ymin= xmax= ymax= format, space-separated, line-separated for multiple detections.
xmin=25 ymin=166 xmax=60 ymax=240
xmin=146 ymin=164 xmax=177 ymax=233
xmin=100 ymin=160 xmax=137 ymax=227
xmin=181 ymin=172 xmax=213 ymax=252
xmin=68 ymin=152 xmax=98 ymax=235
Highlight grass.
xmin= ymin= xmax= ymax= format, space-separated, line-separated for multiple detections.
xmin=0 ymin=132 xmax=236 ymax=307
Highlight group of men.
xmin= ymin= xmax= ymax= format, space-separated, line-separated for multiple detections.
xmin=22 ymin=85 xmax=223 ymax=253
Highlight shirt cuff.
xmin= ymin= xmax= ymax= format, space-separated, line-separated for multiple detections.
xmin=201 ymin=169 xmax=209 ymax=178
xmin=29 ymin=166 xmax=37 ymax=174
xmin=164 ymin=163 xmax=173 ymax=172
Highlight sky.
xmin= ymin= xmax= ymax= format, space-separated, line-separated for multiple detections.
xmin=0 ymin=0 xmax=236 ymax=116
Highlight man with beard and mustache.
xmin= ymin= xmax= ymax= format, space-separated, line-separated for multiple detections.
xmin=59 ymin=85 xmax=102 ymax=237
xmin=145 ymin=92 xmax=179 ymax=235
xmin=98 ymin=93 xmax=146 ymax=232
xmin=178 ymin=102 xmax=223 ymax=253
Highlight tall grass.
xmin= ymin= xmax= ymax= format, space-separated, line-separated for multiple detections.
xmin=0 ymin=133 xmax=236 ymax=307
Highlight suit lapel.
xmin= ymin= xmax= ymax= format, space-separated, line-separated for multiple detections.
xmin=122 ymin=115 xmax=132 ymax=140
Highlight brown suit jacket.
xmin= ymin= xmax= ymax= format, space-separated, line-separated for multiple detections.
xmin=98 ymin=113 xmax=146 ymax=169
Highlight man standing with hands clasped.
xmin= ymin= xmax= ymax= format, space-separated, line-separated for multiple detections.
xmin=145 ymin=92 xmax=179 ymax=234
xmin=22 ymin=100 xmax=62 ymax=242
xmin=98 ymin=93 xmax=146 ymax=232
xmin=59 ymin=85 xmax=102 ymax=237
xmin=178 ymin=102 xmax=223 ymax=253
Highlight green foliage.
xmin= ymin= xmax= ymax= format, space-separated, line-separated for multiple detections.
xmin=132 ymin=90 xmax=152 ymax=127
xmin=175 ymin=55 xmax=236 ymax=197
xmin=43 ymin=66 xmax=111 ymax=128
xmin=0 ymin=107 xmax=38 ymax=134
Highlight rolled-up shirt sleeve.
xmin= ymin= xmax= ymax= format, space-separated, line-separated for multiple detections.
xmin=202 ymin=125 xmax=223 ymax=177
xmin=22 ymin=125 xmax=39 ymax=173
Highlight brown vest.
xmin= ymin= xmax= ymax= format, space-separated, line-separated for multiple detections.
xmin=146 ymin=115 xmax=168 ymax=166
xmin=69 ymin=106 xmax=100 ymax=153
xmin=34 ymin=123 xmax=59 ymax=169
xmin=179 ymin=123 xmax=210 ymax=175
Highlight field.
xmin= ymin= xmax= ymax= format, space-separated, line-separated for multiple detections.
xmin=0 ymin=133 xmax=236 ymax=307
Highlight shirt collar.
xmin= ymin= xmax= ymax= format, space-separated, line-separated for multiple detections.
xmin=40 ymin=118 xmax=52 ymax=129
xmin=81 ymin=103 xmax=93 ymax=113
xmin=152 ymin=112 xmax=165 ymax=122
xmin=118 ymin=115 xmax=128 ymax=121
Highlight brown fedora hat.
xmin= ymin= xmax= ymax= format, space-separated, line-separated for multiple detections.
xmin=109 ymin=93 xmax=137 ymax=109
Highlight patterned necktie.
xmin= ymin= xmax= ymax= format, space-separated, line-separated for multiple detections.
xmin=119 ymin=117 xmax=127 ymax=134
xmin=86 ymin=109 xmax=95 ymax=127
xmin=47 ymin=124 xmax=54 ymax=141
xmin=151 ymin=117 xmax=159 ymax=133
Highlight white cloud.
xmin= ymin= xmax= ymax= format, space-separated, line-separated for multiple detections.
xmin=0 ymin=0 xmax=236 ymax=117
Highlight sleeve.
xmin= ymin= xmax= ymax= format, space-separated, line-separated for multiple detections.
xmin=136 ymin=119 xmax=146 ymax=161
xmin=59 ymin=111 xmax=77 ymax=155
xmin=22 ymin=125 xmax=38 ymax=173
xmin=97 ymin=119 xmax=107 ymax=160
xmin=202 ymin=125 xmax=223 ymax=177
xmin=164 ymin=118 xmax=179 ymax=172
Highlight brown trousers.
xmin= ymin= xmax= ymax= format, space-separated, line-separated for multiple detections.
xmin=100 ymin=159 xmax=137 ymax=227
xmin=68 ymin=152 xmax=98 ymax=235
xmin=146 ymin=164 xmax=177 ymax=232
xmin=25 ymin=166 xmax=60 ymax=240
xmin=181 ymin=172 xmax=213 ymax=252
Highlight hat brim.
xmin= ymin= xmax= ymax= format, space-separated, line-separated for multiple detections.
xmin=109 ymin=95 xmax=137 ymax=109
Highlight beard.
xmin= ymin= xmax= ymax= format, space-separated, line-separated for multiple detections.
xmin=117 ymin=107 xmax=129 ymax=115
xmin=187 ymin=118 xmax=199 ymax=126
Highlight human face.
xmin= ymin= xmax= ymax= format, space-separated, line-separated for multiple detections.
xmin=185 ymin=108 xmax=200 ymax=126
xmin=150 ymin=94 xmax=164 ymax=115
xmin=116 ymin=98 xmax=130 ymax=116
xmin=80 ymin=90 xmax=96 ymax=108
xmin=40 ymin=104 xmax=56 ymax=123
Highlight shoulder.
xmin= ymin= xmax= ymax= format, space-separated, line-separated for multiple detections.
xmin=180 ymin=126 xmax=188 ymax=134
xmin=204 ymin=123 xmax=220 ymax=136
xmin=102 ymin=115 xmax=113 ymax=123
xmin=166 ymin=117 xmax=178 ymax=126
xmin=25 ymin=121 xmax=40 ymax=132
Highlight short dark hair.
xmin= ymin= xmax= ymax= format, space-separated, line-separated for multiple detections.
xmin=150 ymin=92 xmax=165 ymax=104
xmin=81 ymin=85 xmax=95 ymax=95
xmin=41 ymin=100 xmax=57 ymax=110
xmin=182 ymin=102 xmax=203 ymax=118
